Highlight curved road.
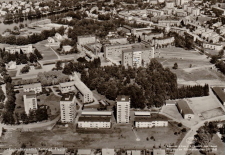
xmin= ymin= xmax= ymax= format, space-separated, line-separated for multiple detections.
xmin=174 ymin=115 xmax=225 ymax=155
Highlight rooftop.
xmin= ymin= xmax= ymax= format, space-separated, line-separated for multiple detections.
xmin=77 ymin=35 xmax=96 ymax=39
xmin=81 ymin=111 xmax=112 ymax=116
xmin=77 ymin=149 xmax=91 ymax=155
xmin=23 ymin=83 xmax=41 ymax=89
xmin=122 ymin=46 xmax=152 ymax=53
xmin=212 ymin=87 xmax=225 ymax=102
xmin=59 ymin=81 xmax=75 ymax=87
xmin=153 ymin=149 xmax=166 ymax=155
xmin=78 ymin=116 xmax=111 ymax=122
xmin=134 ymin=111 xmax=151 ymax=116
xmin=135 ymin=114 xmax=169 ymax=122
xmin=50 ymin=149 xmax=66 ymax=155
xmin=60 ymin=93 xmax=75 ymax=102
xmin=177 ymin=100 xmax=194 ymax=114
xmin=25 ymin=149 xmax=38 ymax=154
xmin=116 ymin=95 xmax=130 ymax=102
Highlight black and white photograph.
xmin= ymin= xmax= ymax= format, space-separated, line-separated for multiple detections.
xmin=0 ymin=0 xmax=224 ymax=155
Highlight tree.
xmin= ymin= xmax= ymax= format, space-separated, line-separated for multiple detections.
xmin=173 ymin=63 xmax=178 ymax=69
xmin=19 ymin=24 xmax=25 ymax=29
xmin=181 ymin=128 xmax=187 ymax=132
xmin=34 ymin=48 xmax=43 ymax=60
xmin=29 ymin=53 xmax=37 ymax=63
xmin=20 ymin=65 xmax=30 ymax=74
xmin=0 ymin=86 xmax=5 ymax=102
xmin=178 ymin=123 xmax=183 ymax=127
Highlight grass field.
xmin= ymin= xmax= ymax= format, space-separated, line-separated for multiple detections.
xmin=8 ymin=70 xmax=17 ymax=77
xmin=201 ymin=107 xmax=225 ymax=119
xmin=4 ymin=122 xmax=186 ymax=149
xmin=33 ymin=40 xmax=58 ymax=61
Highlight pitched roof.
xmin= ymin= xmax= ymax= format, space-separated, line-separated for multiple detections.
xmin=177 ymin=100 xmax=194 ymax=115
xmin=59 ymin=81 xmax=75 ymax=87
xmin=212 ymin=87 xmax=225 ymax=102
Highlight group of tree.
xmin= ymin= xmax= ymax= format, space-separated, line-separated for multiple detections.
xmin=0 ymin=48 xmax=43 ymax=64
xmin=194 ymin=121 xmax=220 ymax=154
xmin=215 ymin=60 xmax=225 ymax=75
xmin=37 ymin=70 xmax=70 ymax=86
xmin=20 ymin=65 xmax=30 ymax=74
xmin=0 ymin=27 xmax=64 ymax=45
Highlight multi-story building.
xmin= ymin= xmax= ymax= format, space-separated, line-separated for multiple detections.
xmin=176 ymin=100 xmax=194 ymax=119
xmin=122 ymin=46 xmax=154 ymax=68
xmin=60 ymin=93 xmax=76 ymax=123
xmin=158 ymin=20 xmax=181 ymax=27
xmin=116 ymin=95 xmax=130 ymax=123
xmin=23 ymin=92 xmax=38 ymax=115
xmin=5 ymin=44 xmax=33 ymax=54
xmin=134 ymin=115 xmax=169 ymax=128
xmin=104 ymin=43 xmax=141 ymax=59
xmin=165 ymin=1 xmax=175 ymax=8
xmin=77 ymin=35 xmax=96 ymax=46
xmin=59 ymin=80 xmax=93 ymax=103
xmin=153 ymin=37 xmax=175 ymax=48
xmin=147 ymin=9 xmax=164 ymax=17
xmin=23 ymin=83 xmax=42 ymax=94
xmin=78 ymin=116 xmax=111 ymax=128
xmin=141 ymin=33 xmax=163 ymax=42
xmin=131 ymin=27 xmax=154 ymax=37
xmin=203 ymin=42 xmax=223 ymax=51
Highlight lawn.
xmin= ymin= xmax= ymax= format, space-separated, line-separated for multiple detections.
xmin=208 ymin=134 xmax=225 ymax=155
xmin=33 ymin=40 xmax=58 ymax=61
xmin=37 ymin=93 xmax=61 ymax=116
xmin=8 ymin=121 xmax=186 ymax=149
xmin=201 ymin=107 xmax=225 ymax=119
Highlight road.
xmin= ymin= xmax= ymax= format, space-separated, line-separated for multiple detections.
xmin=0 ymin=115 xmax=60 ymax=131
xmin=174 ymin=115 xmax=225 ymax=155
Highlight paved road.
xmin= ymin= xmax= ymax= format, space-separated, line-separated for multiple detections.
xmin=174 ymin=115 xmax=225 ymax=155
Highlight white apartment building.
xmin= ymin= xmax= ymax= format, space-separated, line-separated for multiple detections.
xmin=134 ymin=117 xmax=168 ymax=128
xmin=5 ymin=44 xmax=33 ymax=54
xmin=203 ymin=43 xmax=223 ymax=51
xmin=59 ymin=80 xmax=93 ymax=103
xmin=23 ymin=83 xmax=42 ymax=94
xmin=60 ymin=93 xmax=76 ymax=123
xmin=23 ymin=92 xmax=38 ymax=115
xmin=116 ymin=95 xmax=130 ymax=123
xmin=78 ymin=116 xmax=111 ymax=128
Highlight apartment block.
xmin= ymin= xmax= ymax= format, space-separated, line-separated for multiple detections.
xmin=122 ymin=46 xmax=154 ymax=68
xmin=5 ymin=44 xmax=33 ymax=54
xmin=23 ymin=83 xmax=42 ymax=94
xmin=116 ymin=95 xmax=130 ymax=123
xmin=60 ymin=93 xmax=76 ymax=123
xmin=23 ymin=92 xmax=38 ymax=115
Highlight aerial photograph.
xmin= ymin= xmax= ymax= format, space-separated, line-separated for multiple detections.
xmin=0 ymin=0 xmax=224 ymax=155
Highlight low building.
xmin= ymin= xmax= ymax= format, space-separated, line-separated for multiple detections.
xmin=158 ymin=20 xmax=181 ymax=27
xmin=122 ymin=46 xmax=154 ymax=68
xmin=5 ymin=44 xmax=33 ymax=54
xmin=60 ymin=93 xmax=76 ymax=123
xmin=50 ymin=148 xmax=66 ymax=155
xmin=108 ymin=37 xmax=128 ymax=45
xmin=141 ymin=33 xmax=163 ymax=42
xmin=153 ymin=149 xmax=166 ymax=155
xmin=77 ymin=149 xmax=92 ymax=155
xmin=134 ymin=111 xmax=151 ymax=116
xmin=62 ymin=45 xmax=72 ymax=53
xmin=116 ymin=95 xmax=130 ymax=124
xmin=48 ymin=37 xmax=55 ymax=43
xmin=78 ymin=116 xmax=111 ymax=128
xmin=165 ymin=100 xmax=176 ymax=106
xmin=203 ymin=43 xmax=223 ymax=51
xmin=147 ymin=9 xmax=164 ymax=17
xmin=23 ymin=92 xmax=38 ymax=115
xmin=55 ymin=33 xmax=63 ymax=41
xmin=23 ymin=83 xmax=42 ymax=94
xmin=212 ymin=87 xmax=225 ymax=105
xmin=77 ymin=35 xmax=96 ymax=46
xmin=118 ymin=25 xmax=133 ymax=34
xmin=102 ymin=149 xmax=114 ymax=155
xmin=153 ymin=37 xmax=175 ymax=49
xmin=81 ymin=111 xmax=112 ymax=116
xmin=192 ymin=8 xmax=200 ymax=16
xmin=176 ymin=100 xmax=194 ymax=119
xmin=134 ymin=114 xmax=169 ymax=128
xmin=25 ymin=149 xmax=38 ymax=155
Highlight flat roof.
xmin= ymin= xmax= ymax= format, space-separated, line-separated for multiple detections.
xmin=116 ymin=95 xmax=130 ymax=102
xmin=135 ymin=114 xmax=169 ymax=122
xmin=77 ymin=35 xmax=95 ymax=39
xmin=81 ymin=111 xmax=112 ymax=116
xmin=25 ymin=149 xmax=38 ymax=154
xmin=77 ymin=149 xmax=91 ymax=155
xmin=60 ymin=93 xmax=74 ymax=101
xmin=134 ymin=111 xmax=151 ymax=116
xmin=78 ymin=116 xmax=111 ymax=122
xmin=74 ymin=80 xmax=92 ymax=95
xmin=177 ymin=100 xmax=194 ymax=114
xmin=23 ymin=83 xmax=41 ymax=89
xmin=59 ymin=81 xmax=75 ymax=87
xmin=153 ymin=149 xmax=166 ymax=155
xmin=212 ymin=87 xmax=225 ymax=102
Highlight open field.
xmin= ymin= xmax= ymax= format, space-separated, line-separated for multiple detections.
xmin=156 ymin=47 xmax=207 ymax=60
xmin=33 ymin=40 xmax=58 ymax=61
xmin=201 ymin=107 xmax=225 ymax=119
xmin=7 ymin=70 xmax=17 ymax=77
xmin=209 ymin=134 xmax=225 ymax=155
xmin=3 ymin=121 xmax=186 ymax=149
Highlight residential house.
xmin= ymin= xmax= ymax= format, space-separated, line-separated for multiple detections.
xmin=62 ymin=45 xmax=72 ymax=53
xmin=176 ymin=100 xmax=194 ymax=119
xmin=5 ymin=44 xmax=33 ymax=54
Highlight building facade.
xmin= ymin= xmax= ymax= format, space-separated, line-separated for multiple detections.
xmin=78 ymin=116 xmax=111 ymax=128
xmin=122 ymin=46 xmax=154 ymax=68
xmin=5 ymin=44 xmax=33 ymax=54
xmin=23 ymin=83 xmax=42 ymax=94
xmin=203 ymin=43 xmax=223 ymax=51
xmin=60 ymin=94 xmax=76 ymax=123
xmin=116 ymin=95 xmax=130 ymax=123
xmin=23 ymin=92 xmax=37 ymax=115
